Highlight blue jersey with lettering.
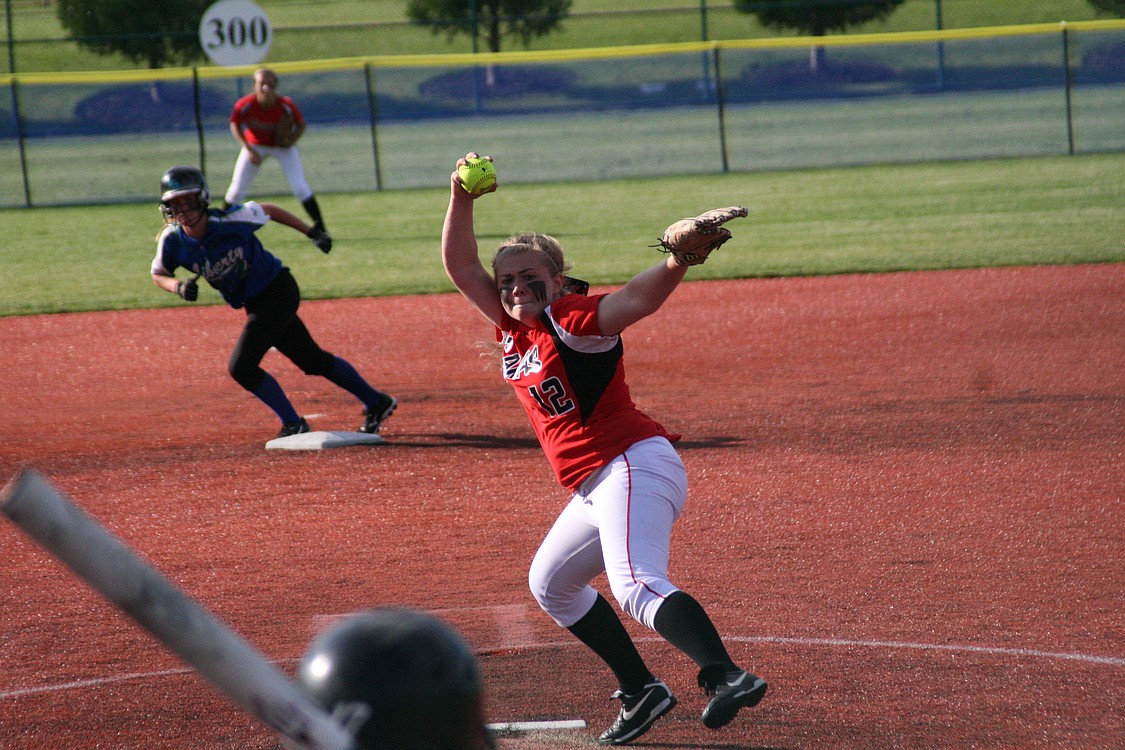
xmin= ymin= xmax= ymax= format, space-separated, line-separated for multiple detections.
xmin=152 ymin=202 xmax=283 ymax=309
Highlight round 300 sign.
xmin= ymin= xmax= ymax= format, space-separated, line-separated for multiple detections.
xmin=199 ymin=0 xmax=273 ymax=67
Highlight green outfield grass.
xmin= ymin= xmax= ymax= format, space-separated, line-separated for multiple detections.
xmin=2 ymin=152 xmax=1122 ymax=317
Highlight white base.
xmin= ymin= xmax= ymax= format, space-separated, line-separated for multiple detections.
xmin=265 ymin=430 xmax=385 ymax=451
xmin=486 ymin=720 xmax=587 ymax=732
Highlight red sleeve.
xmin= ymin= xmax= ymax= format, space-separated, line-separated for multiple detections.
xmin=548 ymin=292 xmax=606 ymax=336
xmin=280 ymin=97 xmax=304 ymax=126
xmin=229 ymin=94 xmax=252 ymax=126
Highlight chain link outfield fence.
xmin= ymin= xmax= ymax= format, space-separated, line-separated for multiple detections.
xmin=1 ymin=20 xmax=1123 ymax=208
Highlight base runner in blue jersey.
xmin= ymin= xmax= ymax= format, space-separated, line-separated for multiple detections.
xmin=150 ymin=166 xmax=397 ymax=440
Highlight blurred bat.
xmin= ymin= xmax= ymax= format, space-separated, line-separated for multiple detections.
xmin=1 ymin=468 xmax=354 ymax=750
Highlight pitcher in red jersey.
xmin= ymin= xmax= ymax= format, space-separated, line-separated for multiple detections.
xmin=441 ymin=153 xmax=768 ymax=746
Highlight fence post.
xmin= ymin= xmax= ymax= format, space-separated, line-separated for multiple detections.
xmin=1061 ymin=23 xmax=1075 ymax=155
xmin=699 ymin=0 xmax=712 ymax=98
xmin=192 ymin=68 xmax=207 ymax=175
xmin=934 ymin=0 xmax=946 ymax=90
xmin=713 ymin=46 xmax=729 ymax=174
xmin=5 ymin=0 xmax=15 ymax=74
xmin=364 ymin=62 xmax=383 ymax=191
xmin=10 ymin=77 xmax=31 ymax=207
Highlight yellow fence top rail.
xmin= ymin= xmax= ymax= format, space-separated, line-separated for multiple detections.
xmin=4 ymin=18 xmax=1125 ymax=86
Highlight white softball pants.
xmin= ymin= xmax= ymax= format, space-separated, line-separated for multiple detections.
xmin=528 ymin=436 xmax=687 ymax=631
xmin=224 ymin=145 xmax=313 ymax=204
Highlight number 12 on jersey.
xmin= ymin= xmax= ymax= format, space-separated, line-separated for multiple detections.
xmin=529 ymin=377 xmax=575 ymax=417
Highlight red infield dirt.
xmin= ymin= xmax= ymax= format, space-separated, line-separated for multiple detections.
xmin=1 ymin=264 xmax=1122 ymax=750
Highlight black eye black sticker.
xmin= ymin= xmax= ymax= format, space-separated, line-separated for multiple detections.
xmin=529 ymin=280 xmax=547 ymax=304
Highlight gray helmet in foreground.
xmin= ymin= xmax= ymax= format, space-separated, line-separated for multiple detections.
xmin=297 ymin=608 xmax=494 ymax=750
xmin=159 ymin=166 xmax=209 ymax=220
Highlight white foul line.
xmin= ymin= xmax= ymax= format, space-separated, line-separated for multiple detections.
xmin=4 ymin=631 xmax=1122 ymax=700
xmin=0 ymin=667 xmax=195 ymax=698
xmin=725 ymin=635 xmax=1125 ymax=667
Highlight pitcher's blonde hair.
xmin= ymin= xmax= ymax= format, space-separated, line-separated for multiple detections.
xmin=491 ymin=233 xmax=570 ymax=277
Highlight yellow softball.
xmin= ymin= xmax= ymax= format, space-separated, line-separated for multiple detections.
xmin=457 ymin=157 xmax=497 ymax=195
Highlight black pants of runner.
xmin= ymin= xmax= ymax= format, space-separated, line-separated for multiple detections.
xmin=228 ymin=268 xmax=334 ymax=391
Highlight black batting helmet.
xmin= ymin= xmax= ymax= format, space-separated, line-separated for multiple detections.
xmin=159 ymin=166 xmax=209 ymax=220
xmin=297 ymin=608 xmax=494 ymax=750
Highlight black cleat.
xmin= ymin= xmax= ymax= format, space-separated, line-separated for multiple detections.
xmin=597 ymin=679 xmax=677 ymax=745
xmin=277 ymin=418 xmax=311 ymax=438
xmin=699 ymin=666 xmax=767 ymax=730
xmin=360 ymin=394 xmax=397 ymax=434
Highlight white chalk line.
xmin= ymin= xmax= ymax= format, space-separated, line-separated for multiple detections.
xmin=726 ymin=635 xmax=1125 ymax=667
xmin=4 ymin=632 xmax=1121 ymax=700
xmin=487 ymin=719 xmax=587 ymax=732
xmin=494 ymin=635 xmax=1125 ymax=668
xmin=0 ymin=667 xmax=195 ymax=698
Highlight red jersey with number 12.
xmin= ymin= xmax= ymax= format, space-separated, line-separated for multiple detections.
xmin=498 ymin=292 xmax=675 ymax=491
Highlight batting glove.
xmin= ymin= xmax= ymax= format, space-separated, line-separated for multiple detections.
xmin=307 ymin=223 xmax=332 ymax=254
xmin=176 ymin=277 xmax=199 ymax=301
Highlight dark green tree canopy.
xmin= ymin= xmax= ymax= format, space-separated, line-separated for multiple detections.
xmin=1088 ymin=0 xmax=1125 ymax=16
xmin=57 ymin=0 xmax=211 ymax=68
xmin=734 ymin=0 xmax=907 ymax=37
xmin=407 ymin=0 xmax=573 ymax=53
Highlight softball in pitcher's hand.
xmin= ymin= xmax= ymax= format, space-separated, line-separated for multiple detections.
xmin=457 ymin=156 xmax=497 ymax=195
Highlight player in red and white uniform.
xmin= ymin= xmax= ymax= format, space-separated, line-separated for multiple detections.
xmin=441 ymin=154 xmax=767 ymax=745
xmin=224 ymin=68 xmax=328 ymax=233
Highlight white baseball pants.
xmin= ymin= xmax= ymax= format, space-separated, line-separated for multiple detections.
xmin=528 ymin=436 xmax=687 ymax=631
xmin=224 ymin=145 xmax=313 ymax=205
